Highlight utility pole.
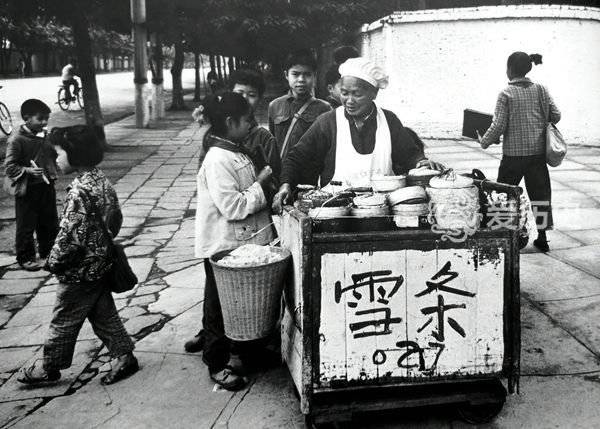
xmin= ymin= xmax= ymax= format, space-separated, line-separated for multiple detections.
xmin=131 ymin=0 xmax=149 ymax=128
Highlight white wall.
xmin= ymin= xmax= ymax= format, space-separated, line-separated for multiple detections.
xmin=361 ymin=5 xmax=600 ymax=146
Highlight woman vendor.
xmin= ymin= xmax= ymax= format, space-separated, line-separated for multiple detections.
xmin=272 ymin=57 xmax=443 ymax=212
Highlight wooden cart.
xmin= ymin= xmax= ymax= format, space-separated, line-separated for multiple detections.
xmin=280 ymin=180 xmax=521 ymax=427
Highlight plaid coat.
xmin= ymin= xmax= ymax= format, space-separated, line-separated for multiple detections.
xmin=481 ymin=77 xmax=561 ymax=156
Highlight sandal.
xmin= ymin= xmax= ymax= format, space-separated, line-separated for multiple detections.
xmin=17 ymin=364 xmax=61 ymax=386
xmin=100 ymin=354 xmax=139 ymax=385
xmin=210 ymin=366 xmax=246 ymax=391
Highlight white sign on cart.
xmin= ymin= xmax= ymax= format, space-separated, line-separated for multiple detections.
xmin=319 ymin=248 xmax=505 ymax=385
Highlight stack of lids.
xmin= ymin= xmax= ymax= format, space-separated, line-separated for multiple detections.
xmin=407 ymin=167 xmax=442 ymax=187
xmin=351 ymin=193 xmax=389 ymax=217
xmin=387 ymin=186 xmax=430 ymax=227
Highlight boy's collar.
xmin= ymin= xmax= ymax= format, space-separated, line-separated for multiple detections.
xmin=287 ymin=89 xmax=313 ymax=102
xmin=21 ymin=124 xmax=44 ymax=138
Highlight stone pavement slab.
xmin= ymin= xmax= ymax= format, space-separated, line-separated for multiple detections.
xmin=551 ymin=244 xmax=600 ymax=278
xmin=12 ymin=352 xmax=233 ymax=429
xmin=520 ymin=253 xmax=600 ymax=301
xmin=521 ymin=300 xmax=600 ymax=375
xmin=536 ymin=295 xmax=600 ymax=356
xmin=564 ymin=228 xmax=600 ymax=246
xmin=0 ymin=399 xmax=43 ymax=428
xmin=463 ymin=376 xmax=600 ymax=429
xmin=0 ymin=339 xmax=101 ymax=402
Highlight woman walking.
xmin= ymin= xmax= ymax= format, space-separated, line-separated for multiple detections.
xmin=18 ymin=125 xmax=139 ymax=386
xmin=479 ymin=52 xmax=561 ymax=252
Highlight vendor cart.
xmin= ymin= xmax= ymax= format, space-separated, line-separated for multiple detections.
xmin=280 ymin=179 xmax=522 ymax=427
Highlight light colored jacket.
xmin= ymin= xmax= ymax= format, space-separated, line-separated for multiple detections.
xmin=195 ymin=146 xmax=274 ymax=259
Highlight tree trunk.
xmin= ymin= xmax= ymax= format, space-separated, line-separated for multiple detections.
xmin=67 ymin=6 xmax=106 ymax=145
xmin=24 ymin=53 xmax=33 ymax=77
xmin=169 ymin=36 xmax=185 ymax=110
xmin=216 ymin=55 xmax=223 ymax=81
xmin=209 ymin=54 xmax=216 ymax=73
xmin=228 ymin=56 xmax=234 ymax=75
xmin=193 ymin=51 xmax=201 ymax=102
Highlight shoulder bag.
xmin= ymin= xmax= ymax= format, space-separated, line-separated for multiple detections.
xmin=279 ymin=98 xmax=315 ymax=159
xmin=537 ymin=84 xmax=566 ymax=167
xmin=87 ymin=195 xmax=138 ymax=293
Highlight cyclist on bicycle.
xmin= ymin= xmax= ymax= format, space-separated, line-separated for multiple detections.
xmin=61 ymin=59 xmax=79 ymax=102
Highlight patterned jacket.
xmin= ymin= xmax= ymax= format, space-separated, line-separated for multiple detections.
xmin=481 ymin=77 xmax=561 ymax=156
xmin=46 ymin=168 xmax=122 ymax=284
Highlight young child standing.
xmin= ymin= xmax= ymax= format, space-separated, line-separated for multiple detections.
xmin=4 ymin=99 xmax=59 ymax=271
xmin=195 ymin=92 xmax=274 ymax=391
xmin=268 ymin=49 xmax=331 ymax=162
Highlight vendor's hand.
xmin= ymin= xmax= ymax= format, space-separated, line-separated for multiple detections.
xmin=417 ymin=159 xmax=446 ymax=172
xmin=25 ymin=167 xmax=44 ymax=178
xmin=272 ymin=183 xmax=292 ymax=214
xmin=257 ymin=166 xmax=273 ymax=186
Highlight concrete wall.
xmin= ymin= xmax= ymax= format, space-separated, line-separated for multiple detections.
xmin=361 ymin=5 xmax=600 ymax=145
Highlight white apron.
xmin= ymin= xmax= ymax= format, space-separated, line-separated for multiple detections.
xmin=324 ymin=105 xmax=393 ymax=190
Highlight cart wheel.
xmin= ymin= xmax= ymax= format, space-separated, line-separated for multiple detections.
xmin=457 ymin=400 xmax=505 ymax=424
xmin=304 ymin=415 xmax=316 ymax=429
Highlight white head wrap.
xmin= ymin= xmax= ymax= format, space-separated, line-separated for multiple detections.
xmin=338 ymin=57 xmax=389 ymax=89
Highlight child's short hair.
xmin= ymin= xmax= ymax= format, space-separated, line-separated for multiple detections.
xmin=284 ymin=49 xmax=317 ymax=72
xmin=507 ymin=52 xmax=543 ymax=77
xmin=20 ymin=99 xmax=51 ymax=120
xmin=48 ymin=125 xmax=104 ymax=167
xmin=201 ymin=92 xmax=250 ymax=137
xmin=229 ymin=69 xmax=266 ymax=97
xmin=333 ymin=46 xmax=359 ymax=66
xmin=325 ymin=66 xmax=341 ymax=86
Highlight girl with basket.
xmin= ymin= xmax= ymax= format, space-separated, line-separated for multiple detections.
xmin=194 ymin=92 xmax=275 ymax=391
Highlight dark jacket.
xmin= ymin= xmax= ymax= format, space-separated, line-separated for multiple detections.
xmin=4 ymin=125 xmax=58 ymax=186
xmin=280 ymin=107 xmax=426 ymax=187
xmin=268 ymin=92 xmax=331 ymax=160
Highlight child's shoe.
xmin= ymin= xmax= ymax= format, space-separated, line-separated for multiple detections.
xmin=17 ymin=364 xmax=61 ymax=386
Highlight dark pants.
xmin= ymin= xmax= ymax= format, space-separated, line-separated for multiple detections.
xmin=201 ymin=259 xmax=268 ymax=372
xmin=62 ymin=78 xmax=79 ymax=100
xmin=43 ymin=280 xmax=134 ymax=371
xmin=497 ymin=155 xmax=553 ymax=231
xmin=15 ymin=182 xmax=59 ymax=264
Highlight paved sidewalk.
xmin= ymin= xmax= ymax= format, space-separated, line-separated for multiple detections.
xmin=1 ymin=109 xmax=600 ymax=427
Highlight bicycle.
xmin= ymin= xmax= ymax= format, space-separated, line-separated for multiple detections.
xmin=57 ymin=78 xmax=84 ymax=111
xmin=0 ymin=85 xmax=14 ymax=136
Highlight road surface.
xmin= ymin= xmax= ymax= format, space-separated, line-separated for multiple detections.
xmin=0 ymin=68 xmax=199 ymax=131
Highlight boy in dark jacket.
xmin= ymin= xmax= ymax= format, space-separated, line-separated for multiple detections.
xmin=4 ymin=99 xmax=59 ymax=271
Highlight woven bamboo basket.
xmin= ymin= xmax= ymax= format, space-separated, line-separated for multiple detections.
xmin=210 ymin=247 xmax=291 ymax=341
